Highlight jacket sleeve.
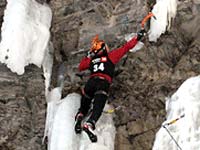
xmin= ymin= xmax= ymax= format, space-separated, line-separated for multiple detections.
xmin=78 ymin=57 xmax=91 ymax=71
xmin=108 ymin=36 xmax=138 ymax=64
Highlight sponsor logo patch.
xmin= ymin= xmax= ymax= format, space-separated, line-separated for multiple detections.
xmin=92 ymin=58 xmax=101 ymax=64
xmin=101 ymin=57 xmax=107 ymax=62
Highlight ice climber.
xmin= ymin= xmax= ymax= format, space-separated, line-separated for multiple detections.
xmin=74 ymin=30 xmax=145 ymax=142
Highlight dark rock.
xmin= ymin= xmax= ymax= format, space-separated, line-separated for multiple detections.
xmin=0 ymin=0 xmax=6 ymax=7
xmin=115 ymin=126 xmax=133 ymax=150
xmin=63 ymin=4 xmax=74 ymax=16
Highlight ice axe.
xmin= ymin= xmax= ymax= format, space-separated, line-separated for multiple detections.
xmin=163 ymin=114 xmax=185 ymax=127
xmin=141 ymin=12 xmax=156 ymax=30
xmin=122 ymin=12 xmax=156 ymax=66
xmin=162 ymin=114 xmax=185 ymax=150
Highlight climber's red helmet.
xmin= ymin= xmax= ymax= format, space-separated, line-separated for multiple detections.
xmin=90 ymin=35 xmax=109 ymax=55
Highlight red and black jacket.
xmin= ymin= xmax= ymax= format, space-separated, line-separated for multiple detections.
xmin=79 ymin=36 xmax=138 ymax=83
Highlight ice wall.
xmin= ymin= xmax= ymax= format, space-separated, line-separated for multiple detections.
xmin=0 ymin=0 xmax=52 ymax=75
xmin=153 ymin=76 xmax=200 ymax=150
xmin=44 ymin=90 xmax=116 ymax=150
xmin=47 ymin=93 xmax=80 ymax=150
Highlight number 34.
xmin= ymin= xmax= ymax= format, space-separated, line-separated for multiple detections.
xmin=93 ymin=63 xmax=104 ymax=72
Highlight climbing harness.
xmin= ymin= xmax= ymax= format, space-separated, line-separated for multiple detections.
xmin=94 ymin=90 xmax=109 ymax=97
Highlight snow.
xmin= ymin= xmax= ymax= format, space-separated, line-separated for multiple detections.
xmin=148 ymin=0 xmax=177 ymax=42
xmin=0 ymin=0 xmax=52 ymax=75
xmin=44 ymin=89 xmax=116 ymax=150
xmin=153 ymin=76 xmax=200 ymax=150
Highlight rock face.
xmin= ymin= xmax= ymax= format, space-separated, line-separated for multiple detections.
xmin=0 ymin=0 xmax=200 ymax=150
xmin=0 ymin=65 xmax=46 ymax=150
xmin=0 ymin=0 xmax=6 ymax=32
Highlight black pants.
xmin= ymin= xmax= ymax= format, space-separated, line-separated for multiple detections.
xmin=79 ymin=77 xmax=110 ymax=125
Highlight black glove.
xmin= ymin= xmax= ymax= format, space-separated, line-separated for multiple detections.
xmin=75 ymin=72 xmax=84 ymax=79
xmin=137 ymin=29 xmax=146 ymax=41
xmin=86 ymin=51 xmax=95 ymax=58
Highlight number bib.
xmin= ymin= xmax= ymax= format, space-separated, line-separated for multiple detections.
xmin=89 ymin=56 xmax=115 ymax=78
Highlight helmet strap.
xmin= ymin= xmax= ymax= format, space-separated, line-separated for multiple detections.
xmin=95 ymin=45 xmax=107 ymax=56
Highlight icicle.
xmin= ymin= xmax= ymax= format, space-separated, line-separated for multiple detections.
xmin=42 ymin=42 xmax=54 ymax=97
xmin=148 ymin=0 xmax=177 ymax=42
xmin=0 ymin=0 xmax=52 ymax=75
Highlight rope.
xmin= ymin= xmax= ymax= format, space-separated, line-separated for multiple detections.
xmin=104 ymin=103 xmax=184 ymax=150
xmin=162 ymin=125 xmax=182 ymax=150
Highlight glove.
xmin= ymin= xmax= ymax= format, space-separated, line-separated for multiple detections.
xmin=86 ymin=51 xmax=95 ymax=58
xmin=137 ymin=29 xmax=146 ymax=41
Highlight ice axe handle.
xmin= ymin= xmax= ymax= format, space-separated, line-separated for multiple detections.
xmin=141 ymin=12 xmax=156 ymax=29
